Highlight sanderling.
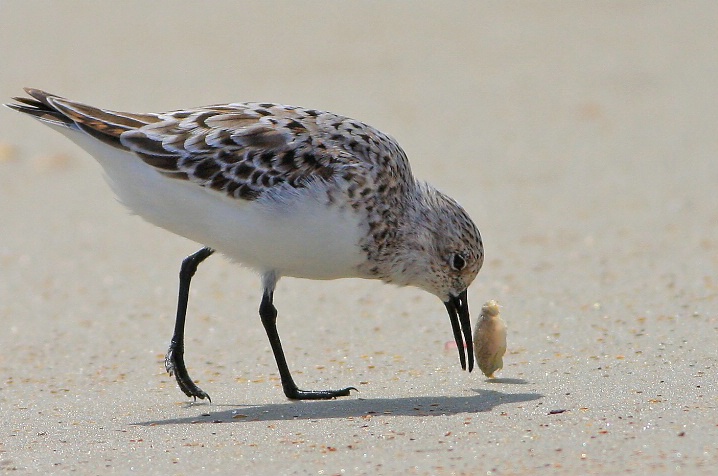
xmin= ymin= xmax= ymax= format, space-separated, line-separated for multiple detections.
xmin=7 ymin=88 xmax=484 ymax=401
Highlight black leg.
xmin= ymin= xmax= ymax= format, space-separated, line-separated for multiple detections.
xmin=165 ymin=247 xmax=215 ymax=401
xmin=259 ymin=291 xmax=356 ymax=400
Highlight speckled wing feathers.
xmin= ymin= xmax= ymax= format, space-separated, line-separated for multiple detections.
xmin=116 ymin=105 xmax=346 ymax=200
xmin=17 ymin=89 xmax=413 ymax=204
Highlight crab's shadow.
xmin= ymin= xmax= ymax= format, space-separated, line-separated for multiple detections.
xmin=136 ymin=385 xmax=541 ymax=426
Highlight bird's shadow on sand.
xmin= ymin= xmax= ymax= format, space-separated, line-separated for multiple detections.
xmin=135 ymin=384 xmax=541 ymax=426
xmin=484 ymin=377 xmax=528 ymax=385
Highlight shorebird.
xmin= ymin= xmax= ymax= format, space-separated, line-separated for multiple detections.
xmin=7 ymin=88 xmax=484 ymax=401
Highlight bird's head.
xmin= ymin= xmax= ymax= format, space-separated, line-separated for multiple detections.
xmin=384 ymin=183 xmax=484 ymax=371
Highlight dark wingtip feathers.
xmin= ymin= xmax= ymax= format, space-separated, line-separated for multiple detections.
xmin=5 ymin=89 xmax=75 ymax=128
xmin=23 ymin=88 xmax=66 ymax=107
xmin=6 ymin=88 xmax=149 ymax=146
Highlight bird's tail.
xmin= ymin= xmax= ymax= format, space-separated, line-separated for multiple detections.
xmin=5 ymin=88 xmax=162 ymax=149
xmin=5 ymin=88 xmax=77 ymax=129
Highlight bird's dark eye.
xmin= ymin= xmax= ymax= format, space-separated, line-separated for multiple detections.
xmin=451 ymin=253 xmax=466 ymax=271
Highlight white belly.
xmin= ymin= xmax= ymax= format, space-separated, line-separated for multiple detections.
xmin=64 ymin=131 xmax=367 ymax=280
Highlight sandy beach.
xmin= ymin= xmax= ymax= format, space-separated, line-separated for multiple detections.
xmin=1 ymin=2 xmax=717 ymax=474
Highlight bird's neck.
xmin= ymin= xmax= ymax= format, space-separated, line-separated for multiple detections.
xmin=356 ymin=181 xmax=437 ymax=286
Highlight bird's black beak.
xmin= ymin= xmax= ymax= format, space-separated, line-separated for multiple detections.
xmin=444 ymin=289 xmax=473 ymax=372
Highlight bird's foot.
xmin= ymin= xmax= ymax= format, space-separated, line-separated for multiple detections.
xmin=283 ymin=385 xmax=357 ymax=400
xmin=165 ymin=346 xmax=211 ymax=402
